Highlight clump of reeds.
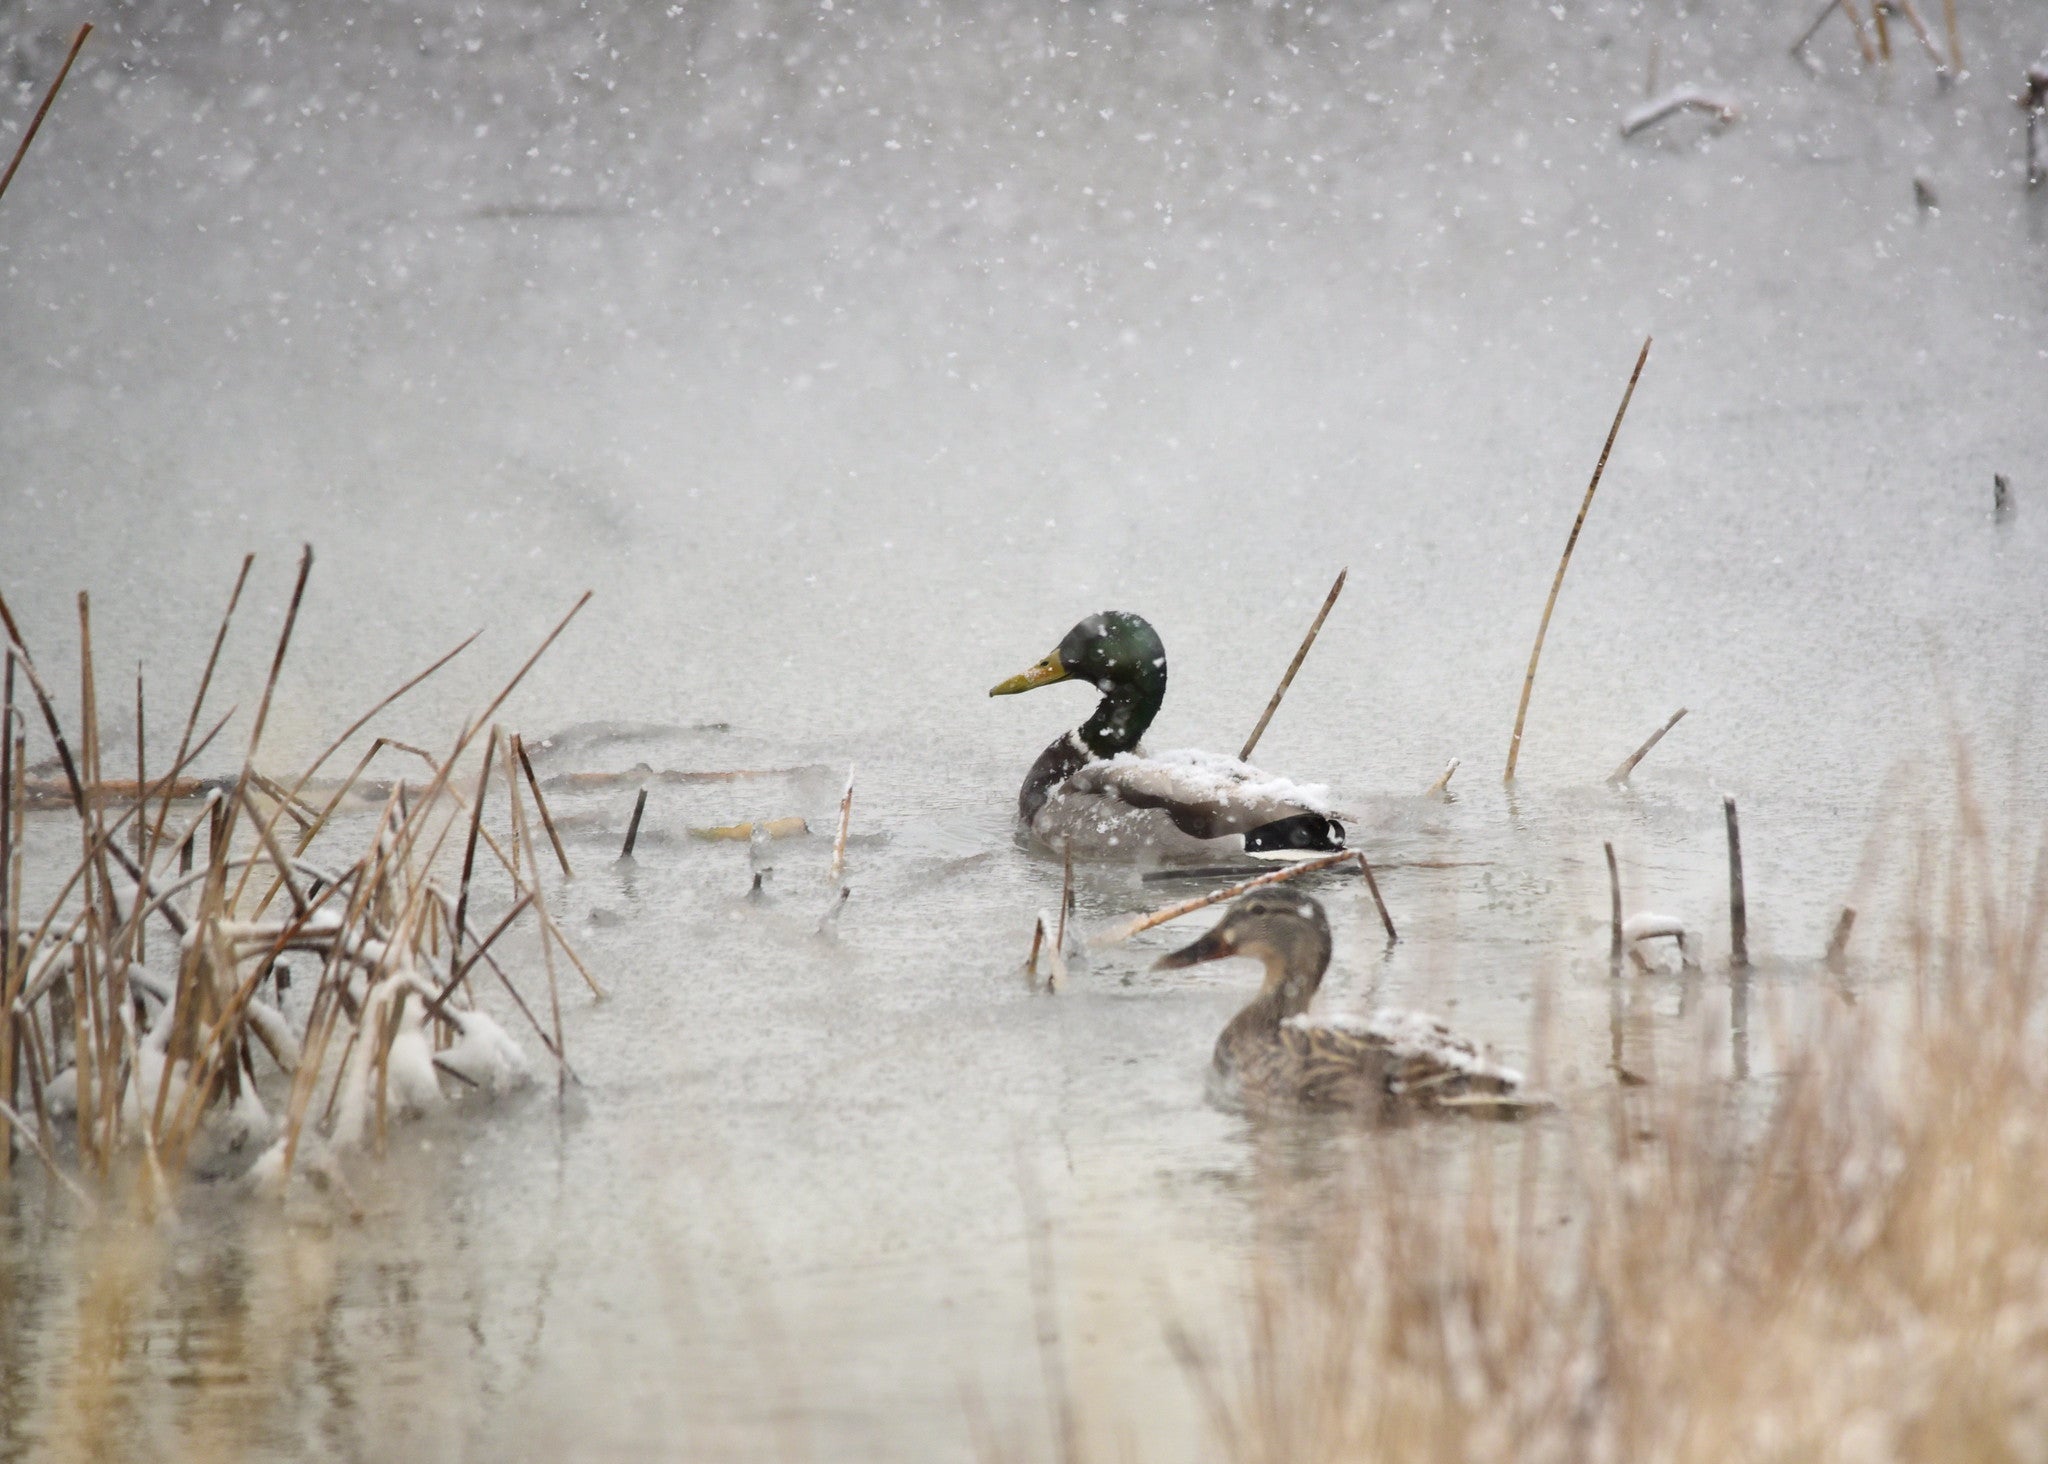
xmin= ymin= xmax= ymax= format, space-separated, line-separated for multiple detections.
xmin=0 ymin=551 xmax=599 ymax=1209
xmin=1164 ymin=774 xmax=2048 ymax=1463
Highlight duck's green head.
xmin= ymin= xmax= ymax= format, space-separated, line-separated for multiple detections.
xmin=988 ymin=611 xmax=1165 ymax=699
xmin=989 ymin=611 xmax=1168 ymax=757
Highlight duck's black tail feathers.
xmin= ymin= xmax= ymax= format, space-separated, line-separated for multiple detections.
xmin=1243 ymin=813 xmax=1346 ymax=858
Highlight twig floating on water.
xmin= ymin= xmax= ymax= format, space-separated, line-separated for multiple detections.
xmin=1240 ymin=568 xmax=1346 ymax=763
xmin=1093 ymin=848 xmax=1362 ymax=946
xmin=1607 ymin=708 xmax=1690 ymax=786
xmin=1620 ymin=87 xmax=1739 ymax=138
xmin=619 ymin=788 xmax=648 ymax=862
xmin=1505 ymin=338 xmax=1652 ymax=782
xmin=1724 ymin=796 xmax=1750 ymax=968
xmin=0 ymin=23 xmax=91 ymax=209
xmin=543 ymin=765 xmax=828 ymax=791
xmin=691 ymin=816 xmax=807 ymax=843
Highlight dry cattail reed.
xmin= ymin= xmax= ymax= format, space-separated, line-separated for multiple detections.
xmin=1504 ymin=338 xmax=1651 ymax=781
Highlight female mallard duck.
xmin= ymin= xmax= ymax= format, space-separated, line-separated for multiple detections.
xmin=989 ymin=611 xmax=1345 ymax=862
xmin=1156 ymin=891 xmax=1536 ymax=1116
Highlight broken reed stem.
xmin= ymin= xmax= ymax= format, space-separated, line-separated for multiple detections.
xmin=1941 ymin=0 xmax=1959 ymax=72
xmin=1425 ymin=758 xmax=1459 ymax=797
xmin=515 ymin=735 xmax=572 ymax=879
xmin=1505 ymin=338 xmax=1652 ymax=782
xmin=1605 ymin=842 xmax=1624 ymax=966
xmin=1024 ymin=912 xmax=1048 ymax=976
xmin=1825 ymin=905 xmax=1858 ymax=967
xmin=0 ymin=23 xmax=91 ymax=208
xmin=620 ymin=788 xmax=648 ymax=860
xmin=1240 ymin=568 xmax=1346 ymax=763
xmin=829 ymin=766 xmax=855 ymax=885
xmin=1094 ymin=848 xmax=1361 ymax=946
xmin=1608 ymin=707 xmax=1689 ymax=786
xmin=1355 ymin=851 xmax=1398 ymax=942
xmin=1619 ymin=88 xmax=1739 ymax=138
xmin=1725 ymin=795 xmax=1750 ymax=968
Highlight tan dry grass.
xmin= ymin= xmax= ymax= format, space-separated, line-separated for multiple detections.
xmin=1168 ymin=794 xmax=2048 ymax=1464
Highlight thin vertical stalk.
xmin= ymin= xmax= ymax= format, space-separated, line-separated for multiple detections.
xmin=452 ymin=728 xmax=498 ymax=965
xmin=1504 ymin=338 xmax=1652 ymax=782
xmin=1605 ymin=841 xmax=1624 ymax=968
xmin=133 ymin=665 xmax=146 ymax=961
xmin=502 ymin=740 xmax=566 ymax=1096
xmin=620 ymin=788 xmax=648 ymax=860
xmin=143 ymin=553 xmax=254 ymax=873
xmin=1725 ymin=796 xmax=1750 ymax=968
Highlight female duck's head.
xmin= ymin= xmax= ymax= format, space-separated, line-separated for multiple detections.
xmin=1152 ymin=889 xmax=1333 ymax=1013
xmin=989 ymin=611 xmax=1167 ymax=757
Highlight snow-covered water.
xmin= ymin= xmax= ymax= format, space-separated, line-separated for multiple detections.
xmin=2 ymin=0 xmax=2045 ymax=1457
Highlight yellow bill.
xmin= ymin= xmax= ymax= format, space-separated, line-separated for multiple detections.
xmin=989 ymin=650 xmax=1070 ymax=697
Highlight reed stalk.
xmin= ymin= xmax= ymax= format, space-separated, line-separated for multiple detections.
xmin=1240 ymin=569 xmax=1346 ymax=763
xmin=502 ymin=738 xmax=567 ymax=1095
xmin=829 ymin=766 xmax=855 ymax=885
xmin=1504 ymin=338 xmax=1651 ymax=782
xmin=1725 ymin=796 xmax=1750 ymax=967
xmin=1094 ymin=849 xmax=1362 ymax=945
xmin=1825 ymin=905 xmax=1857 ymax=967
xmin=515 ymin=735 xmax=573 ymax=878
xmin=620 ymin=788 xmax=648 ymax=860
xmin=452 ymin=729 xmax=498 ymax=963
xmin=1356 ymin=852 xmax=1398 ymax=942
xmin=1605 ymin=841 xmax=1624 ymax=967
xmin=1607 ymin=707 xmax=1688 ymax=786
xmin=0 ymin=23 xmax=91 ymax=208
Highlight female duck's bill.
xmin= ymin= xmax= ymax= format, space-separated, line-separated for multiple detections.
xmin=1154 ymin=892 xmax=1541 ymax=1118
xmin=990 ymin=611 xmax=1345 ymax=864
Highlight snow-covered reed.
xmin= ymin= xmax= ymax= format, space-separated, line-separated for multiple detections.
xmin=0 ymin=552 xmax=595 ymax=1207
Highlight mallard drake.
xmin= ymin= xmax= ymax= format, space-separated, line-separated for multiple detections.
xmin=989 ymin=611 xmax=1345 ymax=862
xmin=1155 ymin=891 xmax=1536 ymax=1116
